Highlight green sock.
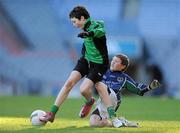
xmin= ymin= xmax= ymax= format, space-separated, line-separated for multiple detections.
xmin=50 ymin=105 xmax=59 ymax=114
xmin=84 ymin=97 xmax=94 ymax=105
xmin=107 ymin=106 xmax=116 ymax=119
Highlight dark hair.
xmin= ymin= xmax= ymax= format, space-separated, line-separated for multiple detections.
xmin=115 ymin=54 xmax=129 ymax=71
xmin=69 ymin=6 xmax=90 ymax=20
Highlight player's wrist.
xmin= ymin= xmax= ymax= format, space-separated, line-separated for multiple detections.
xmin=87 ymin=31 xmax=94 ymax=36
xmin=148 ymin=85 xmax=152 ymax=90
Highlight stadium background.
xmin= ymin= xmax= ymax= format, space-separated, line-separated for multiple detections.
xmin=0 ymin=0 xmax=180 ymax=99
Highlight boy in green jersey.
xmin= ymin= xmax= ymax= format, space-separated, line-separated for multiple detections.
xmin=40 ymin=5 xmax=122 ymax=127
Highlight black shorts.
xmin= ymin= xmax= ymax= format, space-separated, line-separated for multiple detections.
xmin=73 ymin=57 xmax=108 ymax=83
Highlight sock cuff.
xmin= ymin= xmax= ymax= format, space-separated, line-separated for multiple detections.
xmin=107 ymin=106 xmax=116 ymax=118
xmin=51 ymin=105 xmax=59 ymax=114
xmin=139 ymin=87 xmax=150 ymax=96
xmin=85 ymin=97 xmax=94 ymax=105
xmin=107 ymin=106 xmax=114 ymax=111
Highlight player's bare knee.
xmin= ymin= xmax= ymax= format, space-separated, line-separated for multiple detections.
xmin=89 ymin=114 xmax=101 ymax=127
xmin=89 ymin=119 xmax=97 ymax=127
xmin=95 ymin=82 xmax=105 ymax=93
xmin=79 ymin=86 xmax=88 ymax=95
xmin=90 ymin=122 xmax=98 ymax=127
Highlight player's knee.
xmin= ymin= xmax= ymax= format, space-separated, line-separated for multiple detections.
xmin=89 ymin=114 xmax=101 ymax=127
xmin=79 ymin=88 xmax=85 ymax=95
xmin=89 ymin=118 xmax=97 ymax=127
xmin=89 ymin=121 xmax=98 ymax=127
xmin=79 ymin=86 xmax=88 ymax=95
xmin=89 ymin=117 xmax=98 ymax=127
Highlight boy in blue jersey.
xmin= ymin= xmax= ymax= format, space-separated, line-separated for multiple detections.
xmin=90 ymin=54 xmax=161 ymax=127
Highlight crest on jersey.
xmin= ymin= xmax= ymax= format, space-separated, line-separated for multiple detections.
xmin=117 ymin=77 xmax=124 ymax=82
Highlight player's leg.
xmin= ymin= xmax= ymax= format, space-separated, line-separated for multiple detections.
xmin=79 ymin=78 xmax=95 ymax=118
xmin=40 ymin=58 xmax=88 ymax=123
xmin=95 ymin=86 xmax=123 ymax=128
xmin=90 ymin=106 xmax=112 ymax=127
xmin=95 ymin=82 xmax=115 ymax=117
xmin=79 ymin=78 xmax=94 ymax=100
xmin=40 ymin=70 xmax=82 ymax=122
xmin=90 ymin=114 xmax=103 ymax=127
xmin=54 ymin=70 xmax=82 ymax=107
xmin=89 ymin=95 xmax=115 ymax=127
xmin=90 ymin=114 xmax=101 ymax=127
xmin=89 ymin=108 xmax=102 ymax=127
xmin=90 ymin=114 xmax=112 ymax=127
xmin=79 ymin=62 xmax=109 ymax=118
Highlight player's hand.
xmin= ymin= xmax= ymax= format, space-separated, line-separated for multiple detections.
xmin=149 ymin=80 xmax=161 ymax=90
xmin=77 ymin=31 xmax=94 ymax=38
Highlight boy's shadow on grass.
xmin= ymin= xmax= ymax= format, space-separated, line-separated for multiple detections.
xmin=10 ymin=125 xmax=143 ymax=133
xmin=11 ymin=125 xmax=97 ymax=133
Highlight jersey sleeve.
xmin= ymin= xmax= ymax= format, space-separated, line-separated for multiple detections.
xmin=124 ymin=74 xmax=149 ymax=96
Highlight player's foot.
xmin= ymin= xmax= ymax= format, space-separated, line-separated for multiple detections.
xmin=118 ymin=117 xmax=139 ymax=127
xmin=39 ymin=112 xmax=55 ymax=123
xmin=112 ymin=117 xmax=123 ymax=128
xmin=79 ymin=97 xmax=95 ymax=118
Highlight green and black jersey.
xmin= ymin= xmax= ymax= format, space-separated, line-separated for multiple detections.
xmin=81 ymin=18 xmax=109 ymax=65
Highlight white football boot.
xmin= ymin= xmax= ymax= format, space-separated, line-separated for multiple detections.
xmin=118 ymin=117 xmax=139 ymax=127
xmin=112 ymin=117 xmax=123 ymax=128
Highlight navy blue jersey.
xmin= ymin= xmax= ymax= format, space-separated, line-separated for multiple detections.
xmin=101 ymin=70 xmax=149 ymax=96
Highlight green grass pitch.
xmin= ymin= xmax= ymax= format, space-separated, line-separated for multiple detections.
xmin=0 ymin=96 xmax=180 ymax=133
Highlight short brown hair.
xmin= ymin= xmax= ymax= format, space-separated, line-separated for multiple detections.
xmin=69 ymin=6 xmax=90 ymax=20
xmin=115 ymin=54 xmax=129 ymax=71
